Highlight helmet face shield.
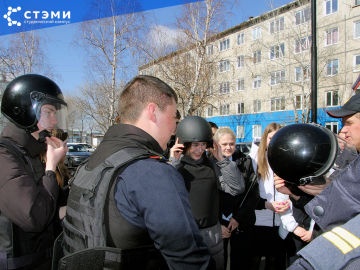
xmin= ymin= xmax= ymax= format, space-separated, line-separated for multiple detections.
xmin=37 ymin=103 xmax=68 ymax=133
xmin=30 ymin=91 xmax=68 ymax=133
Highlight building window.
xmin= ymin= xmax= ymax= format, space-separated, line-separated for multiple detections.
xmin=355 ymin=21 xmax=360 ymax=39
xmin=219 ymin=38 xmax=230 ymax=51
xmin=237 ymin=102 xmax=245 ymax=114
xmin=140 ymin=70 xmax=146 ymax=75
xmin=237 ymin=55 xmax=245 ymax=68
xmin=325 ymin=28 xmax=339 ymax=46
xmin=207 ymin=106 xmax=213 ymax=117
xmin=207 ymin=45 xmax=213 ymax=55
xmin=219 ymin=82 xmax=230 ymax=94
xmin=295 ymin=36 xmax=311 ymax=53
xmin=253 ymin=76 xmax=262 ymax=89
xmin=356 ymin=0 xmax=360 ymax=5
xmin=326 ymin=59 xmax=339 ymax=76
xmin=354 ymin=55 xmax=360 ymax=71
xmin=220 ymin=104 xmax=230 ymax=115
xmin=270 ymin=17 xmax=284 ymax=34
xmin=325 ymin=122 xmax=338 ymax=133
xmin=252 ymin=27 xmax=261 ymax=40
xmin=253 ymin=125 xmax=262 ymax=138
xmin=253 ymin=99 xmax=261 ymax=113
xmin=295 ymin=66 xmax=310 ymax=81
xmin=295 ymin=95 xmax=303 ymax=109
xmin=295 ymin=7 xmax=310 ymax=25
xmin=326 ymin=91 xmax=339 ymax=106
xmin=271 ymin=97 xmax=286 ymax=111
xmin=237 ymin=79 xmax=245 ymax=91
xmin=219 ymin=60 xmax=230 ymax=73
xmin=324 ymin=0 xmax=338 ymax=15
xmin=237 ymin=32 xmax=245 ymax=45
xmin=237 ymin=125 xmax=245 ymax=139
xmin=270 ymin=70 xmax=285 ymax=86
xmin=253 ymin=51 xmax=261 ymax=64
xmin=270 ymin=43 xmax=285 ymax=59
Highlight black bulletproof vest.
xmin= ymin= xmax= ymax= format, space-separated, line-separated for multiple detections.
xmin=178 ymin=157 xmax=219 ymax=229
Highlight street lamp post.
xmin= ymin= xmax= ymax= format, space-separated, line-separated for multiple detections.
xmin=311 ymin=0 xmax=318 ymax=123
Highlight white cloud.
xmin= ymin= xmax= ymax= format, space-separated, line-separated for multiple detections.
xmin=148 ymin=25 xmax=187 ymax=48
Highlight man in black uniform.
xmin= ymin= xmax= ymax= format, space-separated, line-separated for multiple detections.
xmin=61 ymin=75 xmax=214 ymax=270
xmin=0 ymin=74 xmax=68 ymax=270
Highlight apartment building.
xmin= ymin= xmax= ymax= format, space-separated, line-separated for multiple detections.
xmin=139 ymin=0 xmax=360 ymax=143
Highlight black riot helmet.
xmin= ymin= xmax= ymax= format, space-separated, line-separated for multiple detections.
xmin=176 ymin=116 xmax=213 ymax=144
xmin=1 ymin=74 xmax=68 ymax=133
xmin=267 ymin=123 xmax=339 ymax=185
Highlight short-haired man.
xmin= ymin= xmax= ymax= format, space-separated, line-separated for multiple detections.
xmin=61 ymin=76 xmax=214 ymax=269
xmin=288 ymin=94 xmax=360 ymax=270
xmin=208 ymin=121 xmax=219 ymax=137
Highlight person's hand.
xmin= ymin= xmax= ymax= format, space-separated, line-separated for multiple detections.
xmin=59 ymin=206 xmax=67 ymax=220
xmin=266 ymin=200 xmax=290 ymax=214
xmin=274 ymin=175 xmax=293 ymax=195
xmin=169 ymin=138 xmax=184 ymax=160
xmin=209 ymin=139 xmax=225 ymax=162
xmin=221 ymin=225 xmax=231 ymax=239
xmin=46 ymin=137 xmax=67 ymax=172
xmin=293 ymin=226 xmax=307 ymax=238
xmin=301 ymin=230 xmax=313 ymax=242
xmin=227 ymin=218 xmax=239 ymax=233
xmin=298 ymin=178 xmax=331 ymax=196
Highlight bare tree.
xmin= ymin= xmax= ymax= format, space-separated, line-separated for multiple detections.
xmin=139 ymin=0 xmax=236 ymax=118
xmin=0 ymin=30 xmax=57 ymax=80
xmin=73 ymin=0 xmax=144 ymax=129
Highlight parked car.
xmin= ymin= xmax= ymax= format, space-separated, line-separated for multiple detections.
xmin=65 ymin=143 xmax=92 ymax=168
xmin=75 ymin=143 xmax=97 ymax=153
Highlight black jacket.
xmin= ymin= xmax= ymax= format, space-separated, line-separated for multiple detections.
xmin=220 ymin=150 xmax=260 ymax=230
xmin=0 ymin=122 xmax=58 ymax=269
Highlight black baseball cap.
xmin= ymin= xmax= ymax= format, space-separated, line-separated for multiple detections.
xmin=327 ymin=94 xmax=360 ymax=118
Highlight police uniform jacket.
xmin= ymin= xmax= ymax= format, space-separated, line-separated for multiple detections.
xmin=289 ymin=154 xmax=360 ymax=270
xmin=86 ymin=124 xmax=214 ymax=270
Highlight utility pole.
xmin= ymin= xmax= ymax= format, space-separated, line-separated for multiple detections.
xmin=311 ymin=0 xmax=318 ymax=123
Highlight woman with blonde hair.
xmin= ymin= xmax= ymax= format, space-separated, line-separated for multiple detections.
xmin=214 ymin=128 xmax=259 ymax=270
xmin=249 ymin=123 xmax=309 ymax=270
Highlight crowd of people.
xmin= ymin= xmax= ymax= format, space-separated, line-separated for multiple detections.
xmin=0 ymin=74 xmax=360 ymax=270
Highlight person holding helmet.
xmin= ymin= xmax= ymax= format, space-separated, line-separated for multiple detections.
xmin=169 ymin=116 xmax=245 ymax=270
xmin=268 ymin=94 xmax=360 ymax=270
xmin=0 ymin=74 xmax=68 ymax=270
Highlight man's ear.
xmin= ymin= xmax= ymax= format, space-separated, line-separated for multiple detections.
xmin=148 ymin=103 xmax=157 ymax=122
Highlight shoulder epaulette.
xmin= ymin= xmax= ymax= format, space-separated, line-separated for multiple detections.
xmin=149 ymin=156 xmax=169 ymax=162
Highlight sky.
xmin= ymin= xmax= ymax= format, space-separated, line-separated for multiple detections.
xmin=3 ymin=0 xmax=294 ymax=95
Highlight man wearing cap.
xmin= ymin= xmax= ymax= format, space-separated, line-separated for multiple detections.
xmin=288 ymin=94 xmax=360 ymax=270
